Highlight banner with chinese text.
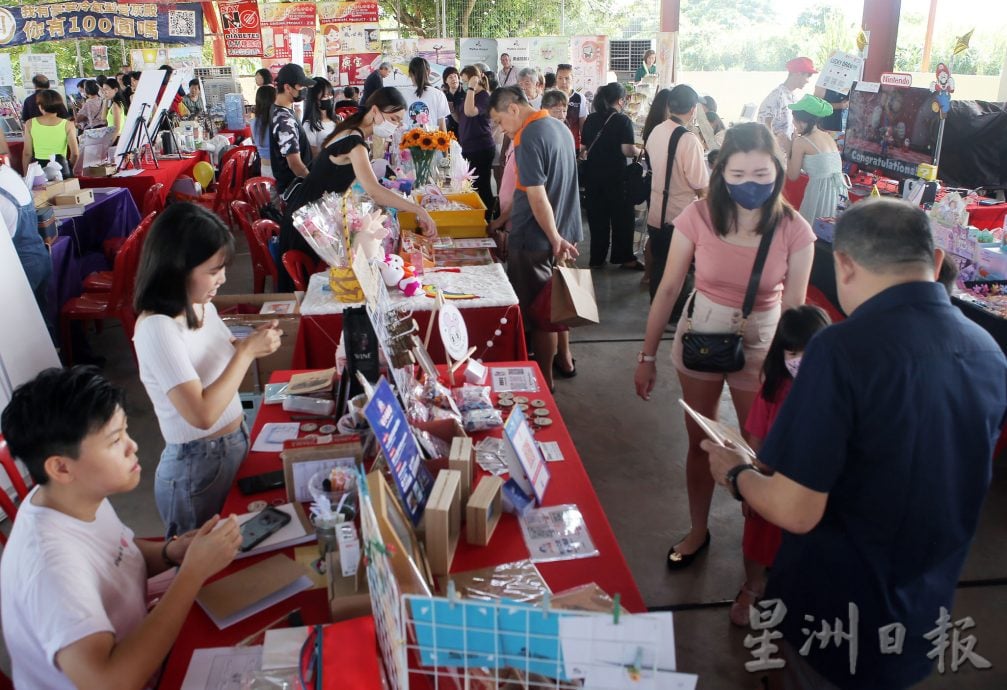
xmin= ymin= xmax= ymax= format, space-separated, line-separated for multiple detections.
xmin=0 ymin=2 xmax=204 ymax=47
xmin=319 ymin=0 xmax=378 ymax=58
xmin=219 ymin=0 xmax=263 ymax=58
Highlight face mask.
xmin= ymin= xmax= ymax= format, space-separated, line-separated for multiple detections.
xmin=291 ymin=88 xmax=305 ymax=103
xmin=373 ymin=115 xmax=398 ymax=138
xmin=784 ymin=355 xmax=802 ymax=378
xmin=725 ymin=181 xmax=775 ymax=210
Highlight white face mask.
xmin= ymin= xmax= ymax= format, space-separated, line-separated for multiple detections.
xmin=784 ymin=355 xmax=802 ymax=378
xmin=373 ymin=114 xmax=398 ymax=138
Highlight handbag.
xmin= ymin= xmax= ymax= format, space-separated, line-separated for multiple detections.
xmin=624 ymin=149 xmax=650 ymax=205
xmin=577 ymin=112 xmax=615 ymax=187
xmin=680 ymin=224 xmax=777 ymax=373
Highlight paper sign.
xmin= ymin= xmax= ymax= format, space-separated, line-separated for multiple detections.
xmin=21 ymin=54 xmax=58 ymax=86
xmin=559 ymin=611 xmax=677 ymax=680
xmin=219 ymin=0 xmax=264 ymax=58
xmin=815 ymin=51 xmax=864 ymax=96
xmin=490 ymin=366 xmax=539 ymax=393
xmin=251 ymin=422 xmax=300 ymax=452
xmin=90 ymin=45 xmax=110 ymax=71
xmin=363 ymin=378 xmax=434 ymax=524
xmin=460 ymin=38 xmax=498 ymax=70
xmin=537 ymin=441 xmax=564 ymax=462
xmin=412 ymin=598 xmax=499 ymax=667
xmin=499 ymin=602 xmax=566 ymax=677
xmin=502 ymin=407 xmax=550 ymax=503
xmin=880 ymin=72 xmax=913 ymax=88
xmin=519 ymin=504 xmax=598 ymax=563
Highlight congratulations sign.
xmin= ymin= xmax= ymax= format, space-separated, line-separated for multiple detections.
xmin=0 ymin=2 xmax=204 ymax=47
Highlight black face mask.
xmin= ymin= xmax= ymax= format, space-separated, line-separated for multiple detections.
xmin=291 ymin=87 xmax=305 ymax=103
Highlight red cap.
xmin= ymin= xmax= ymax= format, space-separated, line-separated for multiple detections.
xmin=786 ymin=57 xmax=817 ymax=74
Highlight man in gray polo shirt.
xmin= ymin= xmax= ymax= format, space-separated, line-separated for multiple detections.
xmin=489 ymin=86 xmax=582 ymax=390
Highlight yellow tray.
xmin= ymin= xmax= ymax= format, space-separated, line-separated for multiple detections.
xmin=399 ymin=191 xmax=488 ymax=238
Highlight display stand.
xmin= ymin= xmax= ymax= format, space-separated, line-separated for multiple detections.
xmin=116 ymin=103 xmax=160 ymax=172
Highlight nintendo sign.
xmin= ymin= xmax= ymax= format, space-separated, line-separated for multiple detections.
xmin=880 ymin=72 xmax=913 ymax=88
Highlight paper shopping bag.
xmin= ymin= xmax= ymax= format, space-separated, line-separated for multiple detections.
xmin=551 ymin=265 xmax=600 ymax=327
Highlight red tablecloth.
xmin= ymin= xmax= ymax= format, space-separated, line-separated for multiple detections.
xmin=77 ymin=151 xmax=210 ymax=207
xmin=158 ymin=364 xmax=643 ymax=689
xmin=292 ymin=306 xmax=529 ymax=369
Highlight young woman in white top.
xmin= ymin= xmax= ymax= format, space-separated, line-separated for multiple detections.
xmin=786 ymin=94 xmax=848 ymax=224
xmin=302 ymin=77 xmax=337 ymax=157
xmin=133 ymin=203 xmax=282 ymax=533
xmin=403 ymin=57 xmax=449 ymax=131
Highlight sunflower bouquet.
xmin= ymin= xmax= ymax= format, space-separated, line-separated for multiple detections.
xmin=399 ymin=127 xmax=455 ymax=187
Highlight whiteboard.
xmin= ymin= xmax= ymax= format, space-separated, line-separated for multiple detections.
xmin=148 ymin=71 xmax=184 ymax=130
xmin=114 ymin=70 xmax=166 ymax=160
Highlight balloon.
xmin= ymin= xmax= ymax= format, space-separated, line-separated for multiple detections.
xmin=193 ymin=161 xmax=214 ymax=189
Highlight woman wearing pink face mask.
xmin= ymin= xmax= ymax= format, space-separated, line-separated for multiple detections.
xmin=729 ymin=305 xmax=831 ymax=626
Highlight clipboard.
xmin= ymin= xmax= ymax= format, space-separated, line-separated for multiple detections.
xmin=678 ymin=399 xmax=757 ymax=461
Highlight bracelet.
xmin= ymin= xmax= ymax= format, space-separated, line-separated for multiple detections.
xmin=726 ymin=464 xmax=759 ymax=501
xmin=161 ymin=537 xmax=180 ymax=568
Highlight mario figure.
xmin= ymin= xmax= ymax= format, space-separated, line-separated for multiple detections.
xmin=931 ymin=63 xmax=955 ymax=116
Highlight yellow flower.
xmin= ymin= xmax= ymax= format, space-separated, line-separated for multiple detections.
xmin=420 ymin=136 xmax=435 ymax=150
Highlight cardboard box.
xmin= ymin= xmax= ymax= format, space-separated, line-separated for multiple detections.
xmin=31 ymin=178 xmax=80 ymax=207
xmin=399 ymin=191 xmax=488 ymax=238
xmin=52 ymin=189 xmax=94 ymax=206
xmin=83 ymin=164 xmax=117 ymax=178
xmin=326 ymin=550 xmax=372 ymax=622
xmin=215 ymin=292 xmax=303 ymax=393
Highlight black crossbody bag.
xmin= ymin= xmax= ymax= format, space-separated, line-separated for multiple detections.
xmin=680 ymin=224 xmax=776 ymax=373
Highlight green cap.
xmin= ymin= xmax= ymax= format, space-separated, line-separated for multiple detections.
xmin=788 ymin=94 xmax=834 ymax=118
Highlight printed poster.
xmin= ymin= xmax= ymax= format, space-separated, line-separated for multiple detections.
xmin=843 ymin=85 xmax=941 ymax=179
xmin=21 ymin=53 xmax=58 ymax=85
xmin=496 ymin=38 xmax=529 ymax=73
xmin=418 ymin=38 xmax=456 ymax=68
xmin=528 ymin=37 xmax=570 ymax=75
xmin=219 ymin=0 xmax=263 ymax=58
xmin=0 ymin=54 xmax=13 ymax=88
xmin=570 ymin=36 xmax=607 ymax=98
xmin=655 ymin=31 xmax=678 ymax=88
xmin=379 ymin=40 xmax=420 ymax=88
xmin=259 ymin=2 xmax=317 ymax=71
xmin=319 ymin=0 xmax=379 ymax=58
xmin=327 ymin=53 xmax=381 ymax=86
xmin=459 ymin=38 xmax=497 ymax=70
xmin=130 ymin=48 xmax=168 ymax=71
xmin=90 ymin=45 xmax=110 ymax=71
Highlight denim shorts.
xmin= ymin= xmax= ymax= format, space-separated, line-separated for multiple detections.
xmin=154 ymin=423 xmax=249 ymax=533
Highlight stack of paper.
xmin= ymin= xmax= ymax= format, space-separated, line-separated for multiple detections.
xmin=196 ymin=554 xmax=313 ymax=629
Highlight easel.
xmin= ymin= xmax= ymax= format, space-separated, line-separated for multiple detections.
xmin=116 ymin=102 xmax=161 ymax=172
xmin=422 ymin=288 xmax=476 ymax=387
xmin=150 ymin=108 xmax=183 ymax=157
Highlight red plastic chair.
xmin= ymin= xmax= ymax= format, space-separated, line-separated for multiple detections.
xmin=232 ymin=199 xmax=270 ymax=293
xmin=218 ymin=146 xmax=258 ymax=202
xmin=251 ymin=219 xmax=280 ymax=293
xmin=60 ymin=217 xmax=153 ymax=364
xmin=174 ymin=158 xmax=238 ymax=226
xmin=141 ymin=182 xmax=166 ymax=217
xmin=243 ymin=176 xmax=278 ymax=212
xmin=85 ymin=212 xmax=158 ymax=293
xmin=0 ymin=434 xmax=33 ymax=547
xmin=282 ymin=250 xmax=324 ymax=291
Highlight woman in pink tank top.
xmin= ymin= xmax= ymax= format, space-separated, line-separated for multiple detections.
xmin=633 ymin=123 xmax=816 ymax=571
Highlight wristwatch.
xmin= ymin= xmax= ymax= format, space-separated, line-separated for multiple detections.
xmin=726 ymin=463 xmax=759 ymax=501
xmin=637 ymin=352 xmax=656 ymax=363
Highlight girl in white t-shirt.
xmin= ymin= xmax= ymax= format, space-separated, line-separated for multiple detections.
xmin=133 ymin=203 xmax=282 ymax=533
xmin=402 ymin=57 xmax=450 ymax=131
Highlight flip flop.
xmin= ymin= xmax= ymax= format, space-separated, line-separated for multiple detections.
xmin=553 ymin=355 xmax=577 ymax=378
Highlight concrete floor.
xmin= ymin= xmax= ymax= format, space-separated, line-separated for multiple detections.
xmin=52 ymin=215 xmax=1007 ymax=688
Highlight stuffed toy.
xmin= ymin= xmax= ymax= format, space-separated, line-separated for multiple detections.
xmin=377 ymin=254 xmax=422 ymax=297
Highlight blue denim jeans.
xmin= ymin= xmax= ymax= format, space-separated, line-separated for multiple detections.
xmin=154 ymin=423 xmax=249 ymax=533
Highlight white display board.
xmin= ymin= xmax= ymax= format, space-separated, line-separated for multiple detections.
xmin=528 ymin=37 xmax=571 ymax=75
xmin=459 ymin=38 xmax=497 ymax=70
xmin=496 ymin=38 xmax=529 ymax=73
xmin=114 ymin=70 xmax=166 ymax=161
xmin=21 ymin=54 xmax=58 ymax=87
xmin=816 ymin=51 xmax=865 ymax=96
xmin=148 ymin=71 xmax=183 ymax=131
xmin=0 ymin=54 xmax=14 ymax=89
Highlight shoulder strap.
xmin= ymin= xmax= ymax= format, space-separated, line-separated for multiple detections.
xmin=659 ymin=126 xmax=689 ymax=228
xmin=584 ymin=112 xmax=616 ymax=157
xmin=741 ymin=225 xmax=777 ymax=318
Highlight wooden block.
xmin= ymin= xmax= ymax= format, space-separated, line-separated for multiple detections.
xmin=424 ymin=469 xmax=461 ymax=577
xmin=52 ymin=189 xmax=94 ymax=206
xmin=466 ymin=475 xmax=503 ymax=546
xmin=448 ymin=436 xmax=473 ymax=505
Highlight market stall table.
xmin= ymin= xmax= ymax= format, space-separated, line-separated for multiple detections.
xmin=77 ymin=152 xmax=209 ymax=207
xmin=158 ymin=364 xmax=645 ymax=689
xmin=45 ymin=187 xmax=141 ymax=325
xmin=292 ymin=265 xmax=528 ymax=368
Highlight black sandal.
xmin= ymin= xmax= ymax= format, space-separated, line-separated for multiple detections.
xmin=666 ymin=530 xmax=711 ymax=570
xmin=553 ymin=355 xmax=577 ymax=378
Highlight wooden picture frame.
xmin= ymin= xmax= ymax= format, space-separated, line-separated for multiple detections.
xmin=280 ymin=439 xmax=362 ymax=504
xmin=466 ymin=475 xmax=503 ymax=546
xmin=424 ymin=470 xmax=461 ymax=577
xmin=366 ymin=470 xmax=433 ymax=595
xmin=448 ymin=436 xmax=474 ymax=505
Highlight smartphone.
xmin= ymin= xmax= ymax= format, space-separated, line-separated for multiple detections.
xmin=237 ymin=470 xmax=286 ymax=495
xmin=239 ymin=506 xmax=292 ymax=552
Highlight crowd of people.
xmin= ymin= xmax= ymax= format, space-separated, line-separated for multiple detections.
xmin=0 ymin=47 xmax=1005 ymax=690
